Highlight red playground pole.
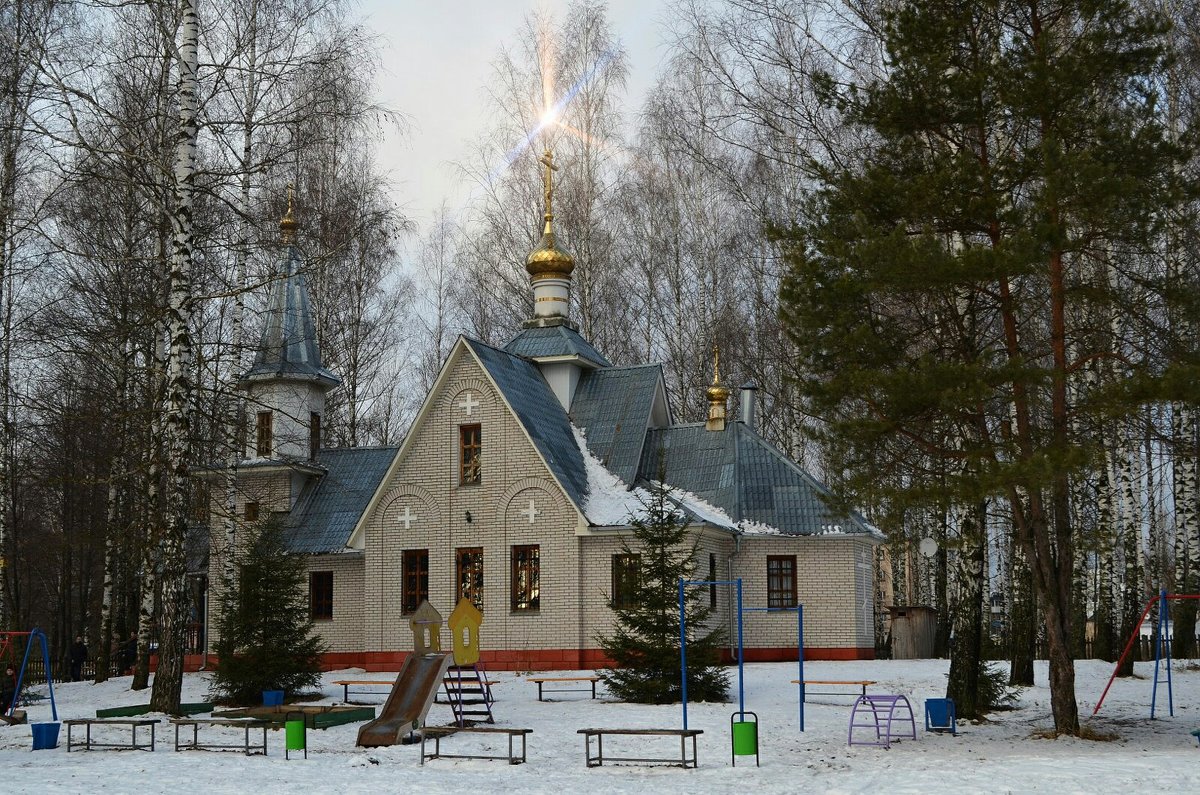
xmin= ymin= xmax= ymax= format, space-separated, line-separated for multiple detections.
xmin=1092 ymin=597 xmax=1156 ymax=717
xmin=1092 ymin=593 xmax=1200 ymax=717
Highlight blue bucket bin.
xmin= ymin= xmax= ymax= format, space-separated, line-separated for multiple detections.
xmin=31 ymin=722 xmax=60 ymax=750
xmin=262 ymin=690 xmax=284 ymax=707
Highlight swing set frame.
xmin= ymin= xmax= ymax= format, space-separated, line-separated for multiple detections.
xmin=1092 ymin=589 xmax=1200 ymax=719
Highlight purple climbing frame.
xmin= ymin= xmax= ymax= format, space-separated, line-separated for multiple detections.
xmin=847 ymin=694 xmax=917 ymax=748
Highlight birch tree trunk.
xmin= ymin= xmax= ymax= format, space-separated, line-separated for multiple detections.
xmin=149 ymin=0 xmax=199 ymax=714
xmin=96 ymin=337 xmax=133 ymax=683
xmin=1116 ymin=437 xmax=1143 ymax=676
xmin=1173 ymin=402 xmax=1199 ymax=658
xmin=221 ymin=0 xmax=259 ymax=590
xmin=947 ymin=499 xmax=987 ymax=717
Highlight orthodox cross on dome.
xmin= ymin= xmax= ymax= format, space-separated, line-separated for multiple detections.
xmin=540 ymin=149 xmax=557 ymax=224
xmin=712 ymin=344 xmax=722 ymax=385
xmin=398 ymin=506 xmax=418 ymax=530
xmin=521 ymin=499 xmax=540 ymax=524
xmin=458 ymin=392 xmax=480 ymax=415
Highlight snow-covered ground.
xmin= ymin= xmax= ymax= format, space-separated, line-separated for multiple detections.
xmin=3 ymin=658 xmax=1199 ymax=794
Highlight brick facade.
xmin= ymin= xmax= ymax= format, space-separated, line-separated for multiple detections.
xmin=205 ymin=342 xmax=877 ymax=670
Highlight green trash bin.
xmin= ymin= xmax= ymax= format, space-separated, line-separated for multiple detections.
xmin=285 ymin=711 xmax=307 ymax=760
xmin=731 ymin=711 xmax=759 ymax=767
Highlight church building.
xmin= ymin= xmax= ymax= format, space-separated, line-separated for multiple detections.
xmin=201 ymin=156 xmax=881 ymax=672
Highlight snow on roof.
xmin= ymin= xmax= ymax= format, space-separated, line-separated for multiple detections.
xmin=574 ymin=426 xmax=654 ymax=525
xmin=661 ymin=484 xmax=738 ymax=532
xmin=573 ymin=425 xmax=763 ymax=534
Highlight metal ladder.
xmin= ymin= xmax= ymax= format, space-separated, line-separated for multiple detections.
xmin=441 ymin=664 xmax=495 ymax=726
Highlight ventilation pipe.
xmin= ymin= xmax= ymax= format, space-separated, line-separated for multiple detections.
xmin=739 ymin=382 xmax=758 ymax=430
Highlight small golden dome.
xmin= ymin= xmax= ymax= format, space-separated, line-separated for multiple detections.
xmin=705 ymin=344 xmax=729 ymax=402
xmin=706 ymin=382 xmax=731 ymax=402
xmin=280 ymin=183 xmax=298 ymax=242
xmin=525 ymin=225 xmax=575 ymax=278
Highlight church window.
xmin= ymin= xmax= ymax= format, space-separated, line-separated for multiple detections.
xmin=459 ymin=424 xmax=481 ymax=484
xmin=256 ymin=411 xmax=273 ymax=457
xmin=310 ymin=571 xmax=334 ymax=620
xmin=511 ymin=545 xmax=540 ymax=611
xmin=456 ymin=547 xmax=484 ymax=610
xmin=310 ymin=412 xmax=321 ymax=461
xmin=244 ymin=501 xmax=260 ymax=522
xmin=611 ymin=554 xmax=640 ymax=609
xmin=402 ymin=549 xmax=429 ymax=614
xmin=767 ymin=555 xmax=797 ymax=609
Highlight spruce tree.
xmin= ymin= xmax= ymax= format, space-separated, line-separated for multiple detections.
xmin=598 ymin=485 xmax=729 ymax=704
xmin=209 ymin=519 xmax=327 ymax=704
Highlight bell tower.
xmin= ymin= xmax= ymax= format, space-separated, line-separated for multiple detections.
xmin=237 ymin=187 xmax=340 ymax=461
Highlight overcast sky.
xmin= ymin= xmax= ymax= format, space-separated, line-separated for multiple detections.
xmin=359 ymin=0 xmax=683 ymax=225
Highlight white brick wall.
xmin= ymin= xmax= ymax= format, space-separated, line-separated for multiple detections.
xmin=205 ymin=341 xmax=879 ymax=663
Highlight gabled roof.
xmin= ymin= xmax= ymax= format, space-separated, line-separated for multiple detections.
xmin=465 ymin=338 xmax=589 ymax=510
xmin=570 ymin=364 xmax=663 ymax=485
xmin=283 ymin=446 xmax=398 ymax=554
xmin=638 ymin=422 xmax=876 ymax=537
xmin=241 ymin=246 xmax=340 ymax=387
xmin=503 ymin=324 xmax=611 ymax=367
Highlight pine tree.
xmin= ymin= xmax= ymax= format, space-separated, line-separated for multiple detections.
xmin=778 ymin=0 xmax=1188 ymax=735
xmin=209 ymin=519 xmax=327 ymax=704
xmin=598 ymin=485 xmax=729 ymax=704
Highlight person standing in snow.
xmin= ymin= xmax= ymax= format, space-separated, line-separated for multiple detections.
xmin=70 ymin=636 xmax=88 ymax=681
xmin=0 ymin=664 xmax=17 ymax=713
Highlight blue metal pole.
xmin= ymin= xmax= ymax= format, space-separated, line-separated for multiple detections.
xmin=680 ymin=578 xmax=688 ymax=731
xmin=736 ymin=578 xmax=744 ymax=717
xmin=35 ymin=629 xmax=57 ymax=721
xmin=1151 ymin=593 xmax=1161 ymax=718
xmin=798 ymin=605 xmax=805 ymax=732
xmin=1163 ymin=590 xmax=1173 ymax=717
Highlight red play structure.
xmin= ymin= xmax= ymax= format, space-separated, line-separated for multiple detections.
xmin=1092 ymin=590 xmax=1200 ymax=719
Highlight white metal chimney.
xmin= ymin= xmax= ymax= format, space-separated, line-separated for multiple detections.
xmin=739 ymin=382 xmax=758 ymax=430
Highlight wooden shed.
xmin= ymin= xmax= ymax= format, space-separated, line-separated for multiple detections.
xmin=887 ymin=606 xmax=937 ymax=659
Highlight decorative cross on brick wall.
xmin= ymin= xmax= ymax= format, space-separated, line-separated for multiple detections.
xmin=458 ymin=392 xmax=480 ymax=415
xmin=520 ymin=499 xmax=539 ymax=524
xmin=398 ymin=506 xmax=418 ymax=530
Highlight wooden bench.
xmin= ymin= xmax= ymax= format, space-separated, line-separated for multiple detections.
xmin=792 ymin=679 xmax=877 ymax=700
xmin=528 ymin=675 xmax=600 ymax=701
xmin=577 ymin=728 xmax=703 ymax=768
xmin=65 ymin=718 xmax=160 ymax=752
xmin=332 ymin=679 xmax=393 ymax=703
xmin=171 ymin=718 xmax=271 ymax=755
xmin=420 ymin=725 xmax=532 ymax=765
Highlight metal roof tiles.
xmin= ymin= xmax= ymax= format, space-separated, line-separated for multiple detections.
xmin=638 ymin=423 xmax=874 ymax=536
xmin=570 ymin=365 xmax=663 ymax=485
xmin=502 ymin=325 xmax=611 ymax=367
xmin=283 ymin=446 xmax=397 ymax=554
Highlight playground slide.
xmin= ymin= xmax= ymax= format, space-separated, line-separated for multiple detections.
xmin=356 ymin=652 xmax=453 ymax=747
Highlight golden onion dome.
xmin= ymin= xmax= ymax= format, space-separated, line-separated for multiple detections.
xmin=525 ymin=224 xmax=576 ymax=277
xmin=706 ymin=381 xmax=731 ymax=403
